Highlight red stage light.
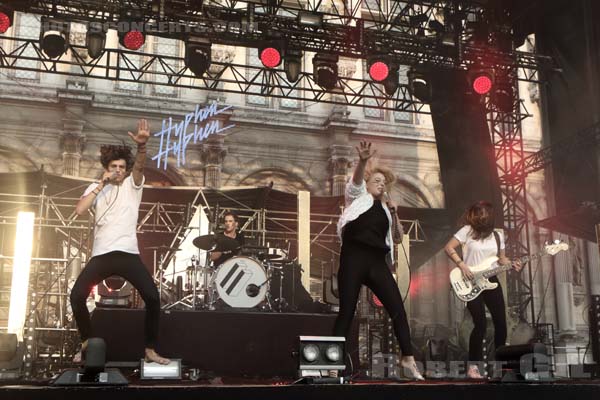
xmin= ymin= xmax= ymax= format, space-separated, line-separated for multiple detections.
xmin=472 ymin=74 xmax=493 ymax=95
xmin=369 ymin=61 xmax=389 ymax=82
xmin=372 ymin=293 xmax=384 ymax=308
xmin=260 ymin=47 xmax=281 ymax=68
xmin=122 ymin=30 xmax=145 ymax=50
xmin=0 ymin=11 xmax=12 ymax=34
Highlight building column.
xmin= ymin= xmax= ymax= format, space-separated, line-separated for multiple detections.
xmin=60 ymin=119 xmax=86 ymax=177
xmin=588 ymin=228 xmax=600 ymax=296
xmin=329 ymin=145 xmax=352 ymax=196
xmin=201 ymin=138 xmax=227 ymax=188
xmin=553 ymin=249 xmax=577 ymax=335
xmin=57 ymin=79 xmax=93 ymax=177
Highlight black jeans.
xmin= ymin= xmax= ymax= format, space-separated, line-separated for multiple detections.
xmin=70 ymin=251 xmax=160 ymax=348
xmin=466 ymin=277 xmax=507 ymax=361
xmin=333 ymin=242 xmax=413 ymax=356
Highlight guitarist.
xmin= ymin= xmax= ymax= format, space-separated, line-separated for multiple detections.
xmin=444 ymin=201 xmax=522 ymax=379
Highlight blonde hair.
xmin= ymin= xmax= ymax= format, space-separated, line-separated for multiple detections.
xmin=364 ymin=165 xmax=395 ymax=192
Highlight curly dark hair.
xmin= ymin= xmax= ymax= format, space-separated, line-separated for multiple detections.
xmin=100 ymin=145 xmax=134 ymax=171
xmin=461 ymin=200 xmax=495 ymax=241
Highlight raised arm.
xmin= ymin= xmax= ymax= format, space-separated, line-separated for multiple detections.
xmin=352 ymin=141 xmax=376 ymax=185
xmin=128 ymin=119 xmax=150 ymax=186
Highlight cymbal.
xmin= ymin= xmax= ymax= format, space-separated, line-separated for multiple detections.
xmin=192 ymin=234 xmax=216 ymax=250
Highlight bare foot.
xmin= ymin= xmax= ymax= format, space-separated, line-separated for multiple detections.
xmin=467 ymin=365 xmax=484 ymax=379
xmin=400 ymin=356 xmax=425 ymax=381
xmin=145 ymin=348 xmax=170 ymax=365
xmin=72 ymin=340 xmax=88 ymax=364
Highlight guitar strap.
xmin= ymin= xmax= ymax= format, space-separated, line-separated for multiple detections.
xmin=493 ymin=230 xmax=501 ymax=256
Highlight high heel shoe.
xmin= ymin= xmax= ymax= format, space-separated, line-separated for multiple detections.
xmin=400 ymin=360 xmax=425 ymax=381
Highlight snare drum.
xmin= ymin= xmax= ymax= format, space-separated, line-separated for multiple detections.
xmin=213 ymin=256 xmax=267 ymax=308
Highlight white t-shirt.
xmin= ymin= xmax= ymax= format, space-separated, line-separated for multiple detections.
xmin=453 ymin=225 xmax=505 ymax=267
xmin=82 ymin=175 xmax=145 ymax=258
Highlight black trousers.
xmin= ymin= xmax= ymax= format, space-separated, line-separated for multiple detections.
xmin=70 ymin=251 xmax=160 ymax=348
xmin=466 ymin=277 xmax=507 ymax=361
xmin=333 ymin=242 xmax=413 ymax=356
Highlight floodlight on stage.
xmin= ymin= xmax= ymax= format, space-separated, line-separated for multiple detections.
xmin=408 ymin=67 xmax=431 ymax=102
xmin=8 ymin=211 xmax=34 ymax=342
xmin=0 ymin=5 xmax=14 ymax=34
xmin=141 ymin=358 xmax=182 ymax=379
xmin=185 ymin=37 xmax=211 ymax=77
xmin=0 ymin=333 xmax=25 ymax=378
xmin=86 ymin=22 xmax=106 ymax=59
xmin=298 ymin=336 xmax=346 ymax=378
xmin=492 ymin=79 xmax=515 ymax=113
xmin=284 ymin=49 xmax=302 ymax=83
xmin=312 ymin=53 xmax=339 ymax=90
xmin=297 ymin=11 xmax=323 ymax=28
xmin=40 ymin=18 xmax=69 ymax=59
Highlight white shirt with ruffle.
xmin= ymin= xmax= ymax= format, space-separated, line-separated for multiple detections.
xmin=337 ymin=179 xmax=396 ymax=266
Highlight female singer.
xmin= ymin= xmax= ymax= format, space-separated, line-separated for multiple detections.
xmin=334 ymin=141 xmax=423 ymax=380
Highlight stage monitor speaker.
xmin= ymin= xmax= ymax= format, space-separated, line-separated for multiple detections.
xmin=53 ymin=338 xmax=128 ymax=386
xmin=495 ymin=342 xmax=552 ymax=382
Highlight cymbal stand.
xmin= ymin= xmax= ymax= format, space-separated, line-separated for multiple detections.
xmin=153 ymin=248 xmax=169 ymax=306
xmin=273 ymin=263 xmax=288 ymax=312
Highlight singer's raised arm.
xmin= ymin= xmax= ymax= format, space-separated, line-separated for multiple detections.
xmin=128 ymin=119 xmax=150 ymax=186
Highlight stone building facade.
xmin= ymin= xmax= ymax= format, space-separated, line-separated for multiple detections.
xmin=0 ymin=14 xmax=598 ymax=375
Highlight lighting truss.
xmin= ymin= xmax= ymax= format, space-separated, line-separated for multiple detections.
xmin=0 ymin=36 xmax=431 ymax=114
xmin=1 ymin=0 xmax=555 ymax=74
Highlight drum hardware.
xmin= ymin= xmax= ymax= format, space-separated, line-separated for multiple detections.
xmin=164 ymin=256 xmax=215 ymax=310
xmin=149 ymin=246 xmax=181 ymax=307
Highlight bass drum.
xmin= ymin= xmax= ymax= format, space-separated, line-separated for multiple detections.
xmin=213 ymin=256 xmax=267 ymax=308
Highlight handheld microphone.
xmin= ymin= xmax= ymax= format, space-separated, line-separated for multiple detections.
xmin=383 ymin=192 xmax=395 ymax=211
xmin=102 ymin=172 xmax=116 ymax=184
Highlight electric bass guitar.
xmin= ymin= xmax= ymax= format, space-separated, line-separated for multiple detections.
xmin=449 ymin=241 xmax=569 ymax=302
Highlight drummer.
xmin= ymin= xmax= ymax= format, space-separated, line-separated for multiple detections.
xmin=210 ymin=211 xmax=245 ymax=267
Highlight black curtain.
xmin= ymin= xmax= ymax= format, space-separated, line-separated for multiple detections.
xmin=536 ymin=0 xmax=600 ymax=213
xmin=429 ymin=68 xmax=503 ymax=228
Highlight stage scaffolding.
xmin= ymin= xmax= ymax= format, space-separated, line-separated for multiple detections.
xmin=0 ymin=184 xmax=425 ymax=378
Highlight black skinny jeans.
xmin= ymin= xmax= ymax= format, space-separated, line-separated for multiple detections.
xmin=466 ymin=277 xmax=507 ymax=362
xmin=70 ymin=251 xmax=161 ymax=348
xmin=333 ymin=242 xmax=413 ymax=356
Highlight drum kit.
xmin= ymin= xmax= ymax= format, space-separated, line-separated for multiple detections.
xmin=164 ymin=234 xmax=293 ymax=311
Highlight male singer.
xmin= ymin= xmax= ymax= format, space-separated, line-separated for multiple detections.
xmin=70 ymin=120 xmax=169 ymax=364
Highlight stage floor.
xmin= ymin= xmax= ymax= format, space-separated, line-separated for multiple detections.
xmin=2 ymin=378 xmax=600 ymax=400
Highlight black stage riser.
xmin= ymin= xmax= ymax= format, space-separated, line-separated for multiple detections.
xmin=3 ymin=382 xmax=600 ymax=400
xmin=90 ymin=309 xmax=359 ymax=378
